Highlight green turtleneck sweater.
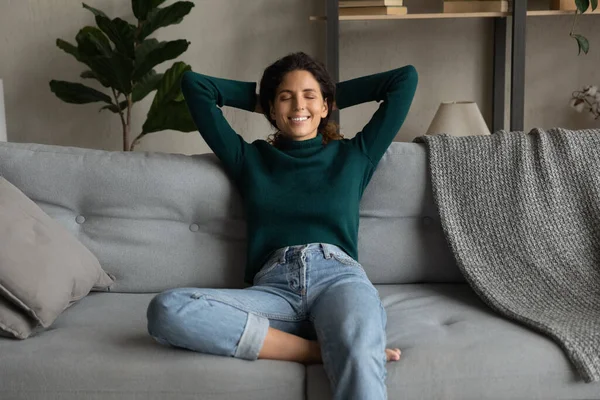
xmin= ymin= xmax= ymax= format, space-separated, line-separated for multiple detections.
xmin=181 ymin=66 xmax=418 ymax=285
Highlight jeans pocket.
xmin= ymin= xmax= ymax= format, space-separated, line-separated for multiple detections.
xmin=330 ymin=252 xmax=363 ymax=269
xmin=254 ymin=261 xmax=282 ymax=281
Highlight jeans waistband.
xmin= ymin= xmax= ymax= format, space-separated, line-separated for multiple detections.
xmin=265 ymin=243 xmax=350 ymax=266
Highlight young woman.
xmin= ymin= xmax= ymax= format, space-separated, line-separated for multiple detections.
xmin=147 ymin=52 xmax=418 ymax=399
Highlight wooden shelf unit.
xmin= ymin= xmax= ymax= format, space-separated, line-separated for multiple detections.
xmin=310 ymin=9 xmax=600 ymax=21
xmin=312 ymin=1 xmax=600 ymax=132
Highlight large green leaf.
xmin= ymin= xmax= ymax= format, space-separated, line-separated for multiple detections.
xmin=152 ymin=0 xmax=168 ymax=7
xmin=152 ymin=61 xmax=190 ymax=105
xmin=84 ymin=52 xmax=134 ymax=93
xmin=82 ymin=3 xmax=108 ymax=18
xmin=574 ymin=34 xmax=590 ymax=54
xmin=49 ymin=80 xmax=112 ymax=104
xmin=99 ymin=100 xmax=128 ymax=113
xmin=132 ymin=0 xmax=148 ymax=20
xmin=142 ymin=61 xmax=194 ymax=134
xmin=576 ymin=0 xmax=590 ymax=12
xmin=95 ymin=16 xmax=136 ymax=58
xmin=141 ymin=100 xmax=197 ymax=135
xmin=133 ymin=39 xmax=189 ymax=81
xmin=135 ymin=38 xmax=160 ymax=63
xmin=137 ymin=1 xmax=194 ymax=41
xmin=80 ymin=69 xmax=111 ymax=87
xmin=132 ymin=0 xmax=168 ymax=20
xmin=132 ymin=70 xmax=163 ymax=102
xmin=76 ymin=26 xmax=112 ymax=57
xmin=592 ymin=0 xmax=598 ymax=10
xmin=57 ymin=39 xmax=84 ymax=62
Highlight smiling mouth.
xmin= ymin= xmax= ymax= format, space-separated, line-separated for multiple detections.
xmin=289 ymin=116 xmax=310 ymax=122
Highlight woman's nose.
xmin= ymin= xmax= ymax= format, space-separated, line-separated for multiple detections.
xmin=293 ymin=100 xmax=306 ymax=110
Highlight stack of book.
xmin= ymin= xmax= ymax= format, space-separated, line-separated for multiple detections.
xmin=443 ymin=0 xmax=511 ymax=13
xmin=339 ymin=0 xmax=408 ymax=16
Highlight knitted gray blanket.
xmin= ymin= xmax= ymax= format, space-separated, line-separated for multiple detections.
xmin=414 ymin=127 xmax=600 ymax=383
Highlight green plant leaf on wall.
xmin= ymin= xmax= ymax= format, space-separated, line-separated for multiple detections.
xmin=142 ymin=99 xmax=196 ymax=135
xmin=84 ymin=52 xmax=134 ymax=93
xmin=132 ymin=39 xmax=190 ymax=81
xmin=56 ymin=39 xmax=84 ymax=62
xmin=150 ymin=62 xmax=190 ymax=109
xmin=131 ymin=0 xmax=165 ymax=21
xmin=99 ymin=100 xmax=128 ymax=113
xmin=152 ymin=0 xmax=168 ymax=7
xmin=76 ymin=26 xmax=112 ymax=57
xmin=576 ymin=0 xmax=590 ymax=12
xmin=142 ymin=61 xmax=195 ymax=134
xmin=132 ymin=70 xmax=164 ymax=102
xmin=137 ymin=2 xmax=195 ymax=41
xmin=132 ymin=0 xmax=168 ymax=20
xmin=49 ymin=80 xmax=112 ymax=104
xmin=80 ymin=70 xmax=111 ymax=88
xmin=574 ymin=34 xmax=590 ymax=54
xmin=135 ymin=38 xmax=160 ymax=62
xmin=591 ymin=0 xmax=598 ymax=10
xmin=132 ymin=0 xmax=149 ymax=20
xmin=95 ymin=16 xmax=136 ymax=58
xmin=82 ymin=3 xmax=108 ymax=18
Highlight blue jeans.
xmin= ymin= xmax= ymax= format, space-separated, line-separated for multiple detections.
xmin=146 ymin=243 xmax=388 ymax=400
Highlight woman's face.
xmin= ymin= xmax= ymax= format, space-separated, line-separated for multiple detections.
xmin=270 ymin=70 xmax=329 ymax=141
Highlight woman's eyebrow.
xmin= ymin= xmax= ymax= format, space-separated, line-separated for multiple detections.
xmin=277 ymin=88 xmax=317 ymax=95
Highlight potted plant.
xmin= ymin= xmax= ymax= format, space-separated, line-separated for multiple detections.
xmin=569 ymin=0 xmax=598 ymax=55
xmin=50 ymin=1 xmax=197 ymax=151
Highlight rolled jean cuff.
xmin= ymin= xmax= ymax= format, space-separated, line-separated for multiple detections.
xmin=234 ymin=312 xmax=269 ymax=360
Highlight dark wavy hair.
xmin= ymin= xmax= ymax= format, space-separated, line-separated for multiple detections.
xmin=258 ymin=52 xmax=344 ymax=148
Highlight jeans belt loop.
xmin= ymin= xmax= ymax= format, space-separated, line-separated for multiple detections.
xmin=279 ymin=246 xmax=290 ymax=264
xmin=320 ymin=243 xmax=332 ymax=259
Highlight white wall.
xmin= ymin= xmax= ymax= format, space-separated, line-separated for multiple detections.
xmin=1 ymin=0 xmax=599 ymax=154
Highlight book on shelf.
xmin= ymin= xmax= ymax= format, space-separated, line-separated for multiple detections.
xmin=339 ymin=0 xmax=403 ymax=7
xmin=443 ymin=0 xmax=510 ymax=13
xmin=339 ymin=6 xmax=408 ymax=16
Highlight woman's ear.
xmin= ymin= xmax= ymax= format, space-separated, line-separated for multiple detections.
xmin=321 ymin=99 xmax=329 ymax=118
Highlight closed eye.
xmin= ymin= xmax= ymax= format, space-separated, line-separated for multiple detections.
xmin=280 ymin=96 xmax=316 ymax=101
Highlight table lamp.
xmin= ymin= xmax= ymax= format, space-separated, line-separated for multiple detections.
xmin=426 ymin=101 xmax=490 ymax=137
xmin=0 ymin=79 xmax=6 ymax=142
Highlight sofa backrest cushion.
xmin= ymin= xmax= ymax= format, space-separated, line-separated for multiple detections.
xmin=0 ymin=141 xmax=463 ymax=292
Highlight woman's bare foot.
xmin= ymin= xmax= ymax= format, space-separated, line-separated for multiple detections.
xmin=386 ymin=348 xmax=401 ymax=362
xmin=306 ymin=341 xmax=401 ymax=364
xmin=257 ymin=328 xmax=401 ymax=365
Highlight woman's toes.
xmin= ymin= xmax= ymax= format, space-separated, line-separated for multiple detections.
xmin=386 ymin=348 xmax=401 ymax=362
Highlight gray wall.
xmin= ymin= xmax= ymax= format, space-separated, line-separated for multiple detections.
xmin=1 ymin=0 xmax=599 ymax=154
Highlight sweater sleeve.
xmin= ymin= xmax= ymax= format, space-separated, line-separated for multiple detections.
xmin=336 ymin=65 xmax=418 ymax=167
xmin=180 ymin=71 xmax=257 ymax=180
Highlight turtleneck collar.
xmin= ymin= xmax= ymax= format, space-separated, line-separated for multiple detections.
xmin=278 ymin=132 xmax=324 ymax=151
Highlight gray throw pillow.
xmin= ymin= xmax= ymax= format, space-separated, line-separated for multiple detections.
xmin=0 ymin=177 xmax=114 ymax=339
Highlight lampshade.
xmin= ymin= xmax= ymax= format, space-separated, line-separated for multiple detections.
xmin=0 ymin=79 xmax=6 ymax=142
xmin=426 ymin=101 xmax=490 ymax=137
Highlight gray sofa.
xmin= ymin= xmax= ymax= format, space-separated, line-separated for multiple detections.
xmin=0 ymin=140 xmax=598 ymax=400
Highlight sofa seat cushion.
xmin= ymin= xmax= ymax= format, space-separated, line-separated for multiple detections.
xmin=0 ymin=292 xmax=305 ymax=400
xmin=307 ymin=284 xmax=600 ymax=400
